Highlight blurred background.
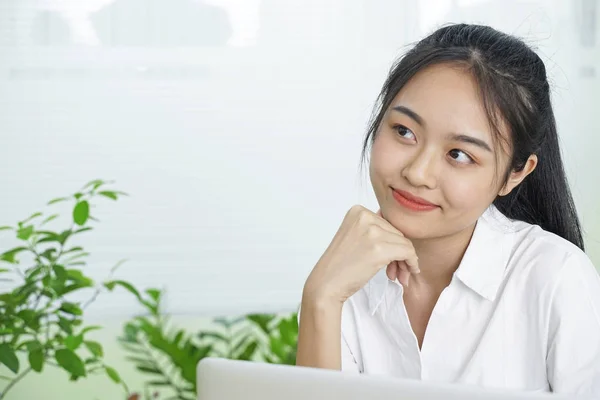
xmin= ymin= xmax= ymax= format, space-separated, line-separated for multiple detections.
xmin=0 ymin=0 xmax=598 ymax=399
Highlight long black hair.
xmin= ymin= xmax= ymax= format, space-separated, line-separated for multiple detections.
xmin=361 ymin=23 xmax=585 ymax=251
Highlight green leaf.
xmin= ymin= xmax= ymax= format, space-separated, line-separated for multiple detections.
xmin=60 ymin=302 xmax=83 ymax=316
xmin=269 ymin=336 xmax=286 ymax=360
xmin=125 ymin=356 xmax=153 ymax=365
xmin=41 ymin=214 xmax=59 ymax=226
xmin=136 ymin=365 xmax=162 ymax=375
xmin=278 ymin=318 xmax=297 ymax=347
xmin=231 ymin=335 xmax=253 ymax=357
xmin=26 ymin=265 xmax=46 ymax=282
xmin=28 ymin=347 xmax=44 ymax=372
xmin=83 ymin=179 xmax=106 ymax=190
xmin=39 ymin=248 xmax=58 ymax=261
xmin=0 ymin=247 xmax=28 ymax=264
xmin=0 ymin=343 xmax=19 ymax=373
xmin=73 ymin=192 xmax=83 ymax=200
xmin=65 ymin=269 xmax=93 ymax=285
xmin=198 ymin=332 xmax=228 ymax=343
xmin=17 ymin=309 xmax=36 ymax=321
xmin=55 ymin=348 xmax=86 ymax=377
xmin=36 ymin=232 xmax=61 ymax=244
xmin=98 ymin=191 xmax=118 ymax=200
xmin=264 ymin=354 xmax=277 ymax=364
xmin=60 ymin=283 xmax=91 ymax=296
xmin=0 ymin=226 xmax=13 ymax=231
xmin=58 ymin=230 xmax=72 ymax=245
xmin=73 ymin=227 xmax=92 ymax=235
xmin=73 ymin=201 xmax=90 ymax=226
xmin=66 ymin=261 xmax=85 ymax=267
xmin=145 ymin=288 xmax=161 ymax=302
xmin=247 ymin=314 xmax=276 ymax=335
xmin=84 ymin=341 xmax=103 ymax=357
xmin=104 ymin=280 xmax=141 ymax=301
xmin=58 ymin=317 xmax=74 ymax=334
xmin=104 ymin=365 xmax=121 ymax=384
xmin=20 ymin=340 xmax=42 ymax=351
xmin=236 ymin=340 xmax=258 ymax=361
xmin=80 ymin=325 xmax=102 ymax=335
xmin=62 ymin=252 xmax=90 ymax=264
xmin=213 ymin=316 xmax=244 ymax=329
xmin=17 ymin=309 xmax=40 ymax=330
xmin=48 ymin=197 xmax=68 ymax=205
xmin=53 ymin=265 xmax=68 ymax=281
xmin=12 ymin=281 xmax=37 ymax=303
xmin=147 ymin=380 xmax=172 ymax=386
xmin=64 ymin=335 xmax=84 ymax=350
xmin=63 ymin=246 xmax=83 ymax=254
xmin=21 ymin=212 xmax=43 ymax=225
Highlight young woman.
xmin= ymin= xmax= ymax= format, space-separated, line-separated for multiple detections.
xmin=296 ymin=23 xmax=600 ymax=395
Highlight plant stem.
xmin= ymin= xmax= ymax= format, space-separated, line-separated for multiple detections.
xmin=0 ymin=367 xmax=32 ymax=400
xmin=82 ymin=260 xmax=118 ymax=311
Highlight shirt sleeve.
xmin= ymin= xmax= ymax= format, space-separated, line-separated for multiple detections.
xmin=546 ymin=251 xmax=600 ymax=395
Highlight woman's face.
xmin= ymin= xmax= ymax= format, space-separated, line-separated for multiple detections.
xmin=369 ymin=63 xmax=533 ymax=240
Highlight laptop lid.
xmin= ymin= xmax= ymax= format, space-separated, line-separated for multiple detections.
xmin=196 ymin=358 xmax=588 ymax=400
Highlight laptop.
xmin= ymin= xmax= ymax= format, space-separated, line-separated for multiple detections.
xmin=196 ymin=358 xmax=591 ymax=400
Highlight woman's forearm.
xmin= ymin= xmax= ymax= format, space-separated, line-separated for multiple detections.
xmin=296 ymin=294 xmax=343 ymax=370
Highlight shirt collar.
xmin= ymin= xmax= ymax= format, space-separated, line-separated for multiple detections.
xmin=367 ymin=204 xmax=515 ymax=315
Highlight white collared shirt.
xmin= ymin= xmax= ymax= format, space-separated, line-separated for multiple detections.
xmin=340 ymin=205 xmax=600 ymax=396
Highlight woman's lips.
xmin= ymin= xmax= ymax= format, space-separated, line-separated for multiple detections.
xmin=391 ymin=188 xmax=439 ymax=211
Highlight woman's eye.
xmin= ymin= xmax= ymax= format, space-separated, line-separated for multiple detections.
xmin=449 ymin=149 xmax=474 ymax=164
xmin=394 ymin=125 xmax=416 ymax=140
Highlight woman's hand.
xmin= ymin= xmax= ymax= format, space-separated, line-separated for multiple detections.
xmin=303 ymin=205 xmax=420 ymax=306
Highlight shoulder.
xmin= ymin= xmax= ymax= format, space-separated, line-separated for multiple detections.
xmin=511 ymin=221 xmax=596 ymax=275
xmin=497 ymin=212 xmax=600 ymax=311
xmin=493 ymin=209 xmax=595 ymax=285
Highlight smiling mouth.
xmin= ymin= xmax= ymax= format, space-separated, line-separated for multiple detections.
xmin=391 ymin=188 xmax=439 ymax=211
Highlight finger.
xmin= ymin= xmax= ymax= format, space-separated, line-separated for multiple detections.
xmin=388 ymin=261 xmax=412 ymax=287
xmin=386 ymin=261 xmax=398 ymax=281
xmin=378 ymin=233 xmax=419 ymax=273
xmin=372 ymin=210 xmax=407 ymax=238
xmin=376 ymin=241 xmax=419 ymax=273
xmin=402 ymin=254 xmax=420 ymax=274
xmin=398 ymin=267 xmax=411 ymax=287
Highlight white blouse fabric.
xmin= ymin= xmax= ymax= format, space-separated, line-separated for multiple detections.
xmin=340 ymin=205 xmax=600 ymax=396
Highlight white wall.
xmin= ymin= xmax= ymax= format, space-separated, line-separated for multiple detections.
xmin=1 ymin=1 xmax=599 ymax=399
xmin=0 ymin=0 xmax=598 ymax=322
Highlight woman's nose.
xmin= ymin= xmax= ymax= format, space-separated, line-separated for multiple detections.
xmin=401 ymin=150 xmax=439 ymax=189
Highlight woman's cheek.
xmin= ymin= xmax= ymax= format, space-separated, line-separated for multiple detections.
xmin=442 ymin=174 xmax=492 ymax=210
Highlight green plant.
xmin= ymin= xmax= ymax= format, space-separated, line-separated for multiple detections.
xmin=0 ymin=179 xmax=133 ymax=399
xmin=121 ymin=288 xmax=298 ymax=400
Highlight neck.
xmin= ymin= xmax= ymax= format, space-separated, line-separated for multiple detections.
xmin=409 ymin=223 xmax=476 ymax=290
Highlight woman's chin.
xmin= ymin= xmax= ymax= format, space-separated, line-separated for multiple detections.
xmin=381 ymin=208 xmax=441 ymax=239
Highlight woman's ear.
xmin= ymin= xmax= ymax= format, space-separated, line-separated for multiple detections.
xmin=498 ymin=154 xmax=538 ymax=196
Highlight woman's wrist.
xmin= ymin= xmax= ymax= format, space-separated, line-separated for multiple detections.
xmin=302 ymin=280 xmax=344 ymax=312
xmin=301 ymin=290 xmax=343 ymax=320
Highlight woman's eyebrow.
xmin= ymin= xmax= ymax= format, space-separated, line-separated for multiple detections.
xmin=391 ymin=105 xmax=425 ymax=127
xmin=391 ymin=105 xmax=493 ymax=153
xmin=447 ymin=133 xmax=493 ymax=152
